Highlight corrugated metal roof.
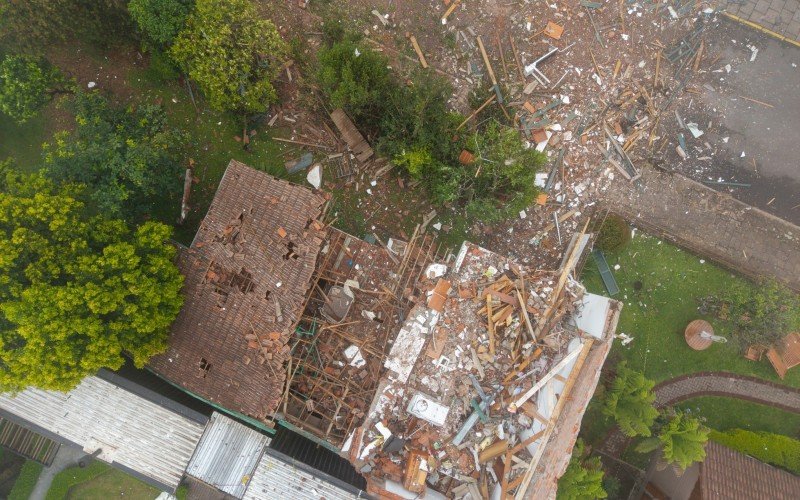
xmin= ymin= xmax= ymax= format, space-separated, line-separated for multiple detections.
xmin=243 ymin=451 xmax=363 ymax=500
xmin=0 ymin=375 xmax=206 ymax=491
xmin=186 ymin=412 xmax=270 ymax=498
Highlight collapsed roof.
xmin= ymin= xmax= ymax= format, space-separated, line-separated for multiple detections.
xmin=150 ymin=160 xmax=326 ymax=418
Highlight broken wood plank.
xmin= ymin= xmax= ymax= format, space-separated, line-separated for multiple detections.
xmin=479 ymin=439 xmax=509 ymax=463
xmin=441 ymin=0 xmax=462 ymax=24
xmin=408 ymin=34 xmax=429 ymax=68
xmin=487 ymin=294 xmax=495 ymax=355
xmin=476 ymin=35 xmax=498 ymax=87
xmin=516 ymin=290 xmax=536 ymax=340
xmin=273 ymin=137 xmax=331 ymax=149
xmin=508 ymin=344 xmax=584 ymax=412
xmin=457 ymin=94 xmax=496 ymax=130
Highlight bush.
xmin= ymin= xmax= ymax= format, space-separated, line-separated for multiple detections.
xmin=710 ymin=429 xmax=800 ymax=474
xmin=128 ymin=0 xmax=192 ymax=48
xmin=8 ymin=460 xmax=44 ymax=500
xmin=595 ymin=214 xmax=631 ymax=253
xmin=557 ymin=440 xmax=607 ymax=500
xmin=724 ymin=278 xmax=800 ymax=349
xmin=0 ymin=55 xmax=72 ymax=123
xmin=603 ymin=361 xmax=659 ymax=438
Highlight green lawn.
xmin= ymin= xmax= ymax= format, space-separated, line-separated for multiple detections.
xmin=0 ymin=112 xmax=49 ymax=170
xmin=579 ymin=232 xmax=800 ymax=454
xmin=676 ymin=397 xmax=800 ymax=438
xmin=8 ymin=460 xmax=44 ymax=500
xmin=582 ymin=232 xmax=800 ymax=388
xmin=47 ymin=460 xmax=159 ymax=500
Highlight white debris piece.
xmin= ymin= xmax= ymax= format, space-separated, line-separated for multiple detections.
xmin=344 ymin=345 xmax=366 ymax=368
xmin=686 ymin=123 xmax=704 ymax=138
xmin=306 ymin=164 xmax=322 ymax=189
xmin=407 ymin=392 xmax=450 ymax=427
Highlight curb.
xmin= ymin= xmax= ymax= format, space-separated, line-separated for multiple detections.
xmin=723 ymin=12 xmax=800 ymax=48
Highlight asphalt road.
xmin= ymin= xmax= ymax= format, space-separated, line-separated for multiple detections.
xmin=699 ymin=18 xmax=800 ymax=225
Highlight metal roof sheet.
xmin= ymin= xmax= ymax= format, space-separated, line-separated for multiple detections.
xmin=186 ymin=412 xmax=270 ymax=498
xmin=0 ymin=376 xmax=205 ymax=491
xmin=243 ymin=451 xmax=362 ymax=500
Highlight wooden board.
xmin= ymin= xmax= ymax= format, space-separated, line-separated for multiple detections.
xmin=330 ymin=109 xmax=374 ymax=163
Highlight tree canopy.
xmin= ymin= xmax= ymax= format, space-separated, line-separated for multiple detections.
xmin=0 ymin=0 xmax=133 ymax=51
xmin=0 ymin=55 xmax=72 ymax=123
xmin=171 ymin=0 xmax=288 ymax=114
xmin=43 ymin=92 xmax=184 ymax=219
xmin=557 ymin=440 xmax=607 ymax=500
xmin=603 ymin=361 xmax=659 ymax=437
xmin=636 ymin=411 xmax=709 ymax=471
xmin=128 ymin=0 xmax=193 ymax=47
xmin=0 ymin=173 xmax=184 ymax=392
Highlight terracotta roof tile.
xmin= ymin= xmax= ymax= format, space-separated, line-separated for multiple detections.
xmin=149 ymin=160 xmax=325 ymax=418
xmin=700 ymin=441 xmax=800 ymax=499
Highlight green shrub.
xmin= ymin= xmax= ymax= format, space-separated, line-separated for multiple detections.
xmin=724 ymin=278 xmax=800 ymax=349
xmin=128 ymin=0 xmax=192 ymax=48
xmin=710 ymin=429 xmax=800 ymax=474
xmin=8 ymin=460 xmax=44 ymax=500
xmin=595 ymin=214 xmax=632 ymax=253
xmin=45 ymin=460 xmax=109 ymax=500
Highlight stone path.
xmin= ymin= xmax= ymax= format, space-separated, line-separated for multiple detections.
xmin=600 ymin=169 xmax=800 ymax=291
xmin=599 ymin=372 xmax=800 ymax=457
xmin=723 ymin=0 xmax=800 ymax=42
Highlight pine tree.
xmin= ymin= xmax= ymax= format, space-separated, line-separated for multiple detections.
xmin=557 ymin=440 xmax=607 ymax=500
xmin=636 ymin=411 xmax=709 ymax=471
xmin=602 ymin=362 xmax=659 ymax=437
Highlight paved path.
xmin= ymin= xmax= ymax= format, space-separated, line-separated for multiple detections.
xmin=600 ymin=169 xmax=800 ymax=291
xmin=30 ymin=446 xmax=89 ymax=500
xmin=723 ymin=0 xmax=800 ymax=42
xmin=599 ymin=372 xmax=800 ymax=457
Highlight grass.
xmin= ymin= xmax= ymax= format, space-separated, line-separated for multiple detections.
xmin=46 ymin=460 xmax=159 ymax=500
xmin=0 ymin=112 xmax=49 ymax=170
xmin=581 ymin=232 xmax=800 ymax=388
xmin=8 ymin=460 xmax=44 ymax=500
xmin=676 ymin=397 xmax=800 ymax=438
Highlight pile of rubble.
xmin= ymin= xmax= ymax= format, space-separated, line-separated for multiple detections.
xmin=341 ymin=231 xmax=620 ymax=498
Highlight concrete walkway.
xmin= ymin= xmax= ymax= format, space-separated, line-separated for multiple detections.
xmin=599 ymin=371 xmax=800 ymax=457
xmin=29 ymin=446 xmax=89 ymax=500
xmin=600 ymin=169 xmax=800 ymax=291
xmin=723 ymin=0 xmax=800 ymax=42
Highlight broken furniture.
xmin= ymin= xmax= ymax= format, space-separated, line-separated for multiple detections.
xmin=766 ymin=333 xmax=800 ymax=379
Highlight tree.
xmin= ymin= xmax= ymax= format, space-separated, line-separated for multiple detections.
xmin=0 ymin=0 xmax=133 ymax=51
xmin=171 ymin=0 xmax=288 ymax=114
xmin=725 ymin=278 xmax=800 ymax=349
xmin=0 ymin=55 xmax=72 ymax=123
xmin=0 ymin=173 xmax=184 ymax=392
xmin=557 ymin=440 xmax=607 ymax=500
xmin=602 ymin=362 xmax=659 ymax=437
xmin=128 ymin=0 xmax=193 ymax=47
xmin=317 ymin=37 xmax=393 ymax=130
xmin=465 ymin=122 xmax=544 ymax=221
xmin=636 ymin=411 xmax=709 ymax=471
xmin=43 ymin=92 xmax=184 ymax=219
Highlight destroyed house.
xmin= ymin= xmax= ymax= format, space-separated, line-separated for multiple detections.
xmin=149 ymin=159 xmax=327 ymax=419
xmin=150 ymin=160 xmax=621 ymax=498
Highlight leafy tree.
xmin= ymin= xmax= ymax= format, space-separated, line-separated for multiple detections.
xmin=0 ymin=0 xmax=133 ymax=51
xmin=128 ymin=0 xmax=193 ymax=47
xmin=171 ymin=0 xmax=289 ymax=114
xmin=0 ymin=173 xmax=184 ymax=392
xmin=465 ymin=122 xmax=544 ymax=221
xmin=603 ymin=361 xmax=659 ymax=437
xmin=636 ymin=411 xmax=709 ymax=471
xmin=317 ymin=37 xmax=393 ymax=131
xmin=725 ymin=278 xmax=800 ymax=349
xmin=43 ymin=92 xmax=184 ymax=219
xmin=557 ymin=440 xmax=607 ymax=500
xmin=0 ymin=55 xmax=73 ymax=123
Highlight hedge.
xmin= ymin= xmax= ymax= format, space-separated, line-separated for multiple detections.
xmin=8 ymin=460 xmax=44 ymax=500
xmin=710 ymin=429 xmax=800 ymax=474
xmin=45 ymin=460 xmax=110 ymax=500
